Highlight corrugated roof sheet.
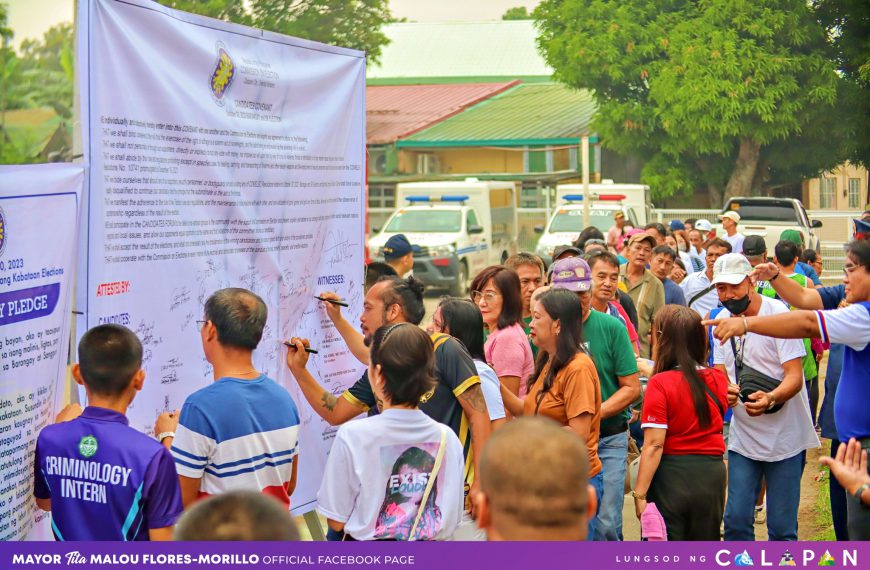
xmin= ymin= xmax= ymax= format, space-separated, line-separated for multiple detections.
xmin=367 ymin=82 xmax=518 ymax=145
xmin=398 ymin=83 xmax=597 ymax=147
xmin=367 ymin=21 xmax=552 ymax=84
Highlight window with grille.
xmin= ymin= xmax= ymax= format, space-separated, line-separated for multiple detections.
xmin=819 ymin=178 xmax=835 ymax=209
xmin=848 ymin=178 xmax=862 ymax=209
xmin=368 ymin=184 xmax=395 ymax=209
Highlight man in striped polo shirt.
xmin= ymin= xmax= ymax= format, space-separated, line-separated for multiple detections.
xmin=156 ymin=288 xmax=300 ymax=508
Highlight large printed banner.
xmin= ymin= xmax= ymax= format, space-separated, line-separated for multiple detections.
xmin=78 ymin=0 xmax=366 ymax=514
xmin=0 ymin=163 xmax=83 ymax=540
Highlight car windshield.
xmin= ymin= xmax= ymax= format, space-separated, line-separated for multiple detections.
xmin=384 ymin=209 xmax=461 ymax=233
xmin=723 ymin=200 xmax=798 ymax=223
xmin=549 ymin=209 xmax=618 ymax=233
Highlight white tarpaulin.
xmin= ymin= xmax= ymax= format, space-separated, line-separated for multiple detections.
xmin=78 ymin=0 xmax=366 ymax=514
xmin=0 ymin=163 xmax=83 ymax=540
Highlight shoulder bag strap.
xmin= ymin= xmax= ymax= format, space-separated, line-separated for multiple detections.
xmin=689 ymin=283 xmax=715 ymax=309
xmin=408 ymin=426 xmax=448 ymax=541
xmin=699 ymin=375 xmax=725 ymax=418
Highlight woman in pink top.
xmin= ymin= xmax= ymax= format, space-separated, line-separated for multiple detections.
xmin=470 ymin=266 xmax=535 ymax=399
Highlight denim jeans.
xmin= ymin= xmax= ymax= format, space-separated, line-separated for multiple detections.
xmin=593 ymin=430 xmax=628 ymax=541
xmin=724 ymin=450 xmax=805 ymax=541
xmin=588 ymin=471 xmax=604 ymax=539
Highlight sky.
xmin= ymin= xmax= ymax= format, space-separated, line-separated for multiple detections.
xmin=5 ymin=0 xmax=542 ymax=50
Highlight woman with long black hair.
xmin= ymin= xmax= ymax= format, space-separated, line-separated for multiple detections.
xmin=317 ymin=324 xmax=465 ymax=541
xmin=633 ymin=305 xmax=728 ymax=540
xmin=499 ymin=288 xmax=603 ymax=533
xmin=428 ymin=298 xmax=507 ymax=429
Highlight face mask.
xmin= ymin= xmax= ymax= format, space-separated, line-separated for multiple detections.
xmin=723 ymin=294 xmax=751 ymax=315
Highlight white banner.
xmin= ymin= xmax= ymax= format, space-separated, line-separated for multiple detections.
xmin=78 ymin=0 xmax=366 ymax=514
xmin=0 ymin=163 xmax=83 ymax=540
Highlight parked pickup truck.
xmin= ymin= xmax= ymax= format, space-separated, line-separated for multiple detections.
xmin=715 ymin=197 xmax=822 ymax=252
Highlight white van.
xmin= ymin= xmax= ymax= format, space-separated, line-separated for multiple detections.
xmin=535 ymin=182 xmax=652 ymax=264
xmin=368 ymin=180 xmax=518 ymax=295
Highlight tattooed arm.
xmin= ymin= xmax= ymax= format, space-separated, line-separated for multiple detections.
xmin=457 ymin=383 xmax=492 ymax=518
xmin=285 ymin=337 xmax=364 ymax=425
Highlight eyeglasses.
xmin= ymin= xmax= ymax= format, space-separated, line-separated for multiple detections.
xmin=196 ymin=320 xmax=208 ymax=330
xmin=843 ymin=263 xmax=859 ymax=277
xmin=471 ymin=290 xmax=501 ymax=304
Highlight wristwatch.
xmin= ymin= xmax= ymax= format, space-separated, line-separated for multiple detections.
xmin=854 ymin=482 xmax=870 ymax=501
xmin=157 ymin=431 xmax=175 ymax=442
xmin=631 ymin=490 xmax=646 ymax=501
xmin=766 ymin=393 xmax=777 ymax=411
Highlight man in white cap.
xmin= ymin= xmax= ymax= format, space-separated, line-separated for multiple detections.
xmin=708 ymin=253 xmax=819 ymax=542
xmin=719 ymin=211 xmax=745 ymax=254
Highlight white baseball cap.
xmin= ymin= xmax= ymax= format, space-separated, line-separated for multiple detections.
xmin=719 ymin=211 xmax=741 ymax=223
xmin=711 ymin=253 xmax=752 ymax=286
xmin=694 ymin=219 xmax=713 ymax=232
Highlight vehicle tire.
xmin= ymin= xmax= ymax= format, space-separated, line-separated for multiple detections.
xmin=450 ymin=261 xmax=469 ymax=297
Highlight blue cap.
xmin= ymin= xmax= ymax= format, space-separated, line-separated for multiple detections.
xmin=669 ymin=220 xmax=686 ymax=231
xmin=383 ymin=234 xmax=420 ymax=260
xmin=855 ymin=218 xmax=870 ymax=238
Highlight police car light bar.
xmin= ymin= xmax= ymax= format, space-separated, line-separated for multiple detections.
xmin=562 ymin=193 xmax=626 ymax=203
xmin=405 ymin=195 xmax=469 ymax=203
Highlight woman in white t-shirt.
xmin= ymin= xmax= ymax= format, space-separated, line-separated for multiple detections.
xmin=428 ymin=297 xmax=507 ymax=429
xmin=317 ymin=324 xmax=464 ymax=541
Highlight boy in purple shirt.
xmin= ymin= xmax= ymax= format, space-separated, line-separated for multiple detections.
xmin=33 ymin=324 xmax=182 ymax=541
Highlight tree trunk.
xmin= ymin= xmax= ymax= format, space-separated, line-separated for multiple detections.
xmin=708 ymin=184 xmax=723 ymax=208
xmin=750 ymin=155 xmax=768 ymax=196
xmin=724 ymin=137 xmax=762 ymax=199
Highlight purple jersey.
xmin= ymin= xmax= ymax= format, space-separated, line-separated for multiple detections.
xmin=34 ymin=407 xmax=182 ymax=541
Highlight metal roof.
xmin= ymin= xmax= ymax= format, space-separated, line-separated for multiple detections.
xmin=397 ymin=83 xmax=598 ymax=147
xmin=366 ymin=82 xmax=518 ymax=145
xmin=367 ymin=21 xmax=553 ymax=85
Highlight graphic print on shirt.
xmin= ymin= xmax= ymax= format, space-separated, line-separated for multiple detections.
xmin=374 ymin=442 xmax=442 ymax=540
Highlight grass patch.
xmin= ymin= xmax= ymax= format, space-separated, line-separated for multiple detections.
xmin=810 ymin=440 xmax=836 ymax=542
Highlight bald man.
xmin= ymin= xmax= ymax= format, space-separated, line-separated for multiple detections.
xmin=473 ymin=417 xmax=597 ymax=541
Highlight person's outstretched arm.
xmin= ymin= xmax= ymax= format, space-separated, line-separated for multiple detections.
xmin=318 ymin=291 xmax=369 ymax=364
xmin=751 ymin=263 xmax=823 ymax=310
xmin=285 ymin=338 xmax=365 ymax=425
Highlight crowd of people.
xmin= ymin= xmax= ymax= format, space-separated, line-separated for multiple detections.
xmin=31 ymin=210 xmax=870 ymax=542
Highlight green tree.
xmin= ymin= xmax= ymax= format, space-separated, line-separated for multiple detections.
xmin=502 ymin=6 xmax=531 ymax=20
xmin=534 ymin=0 xmax=848 ymax=205
xmin=162 ymin=0 xmax=393 ymax=63
xmin=813 ymin=0 xmax=870 ymax=170
xmin=17 ymin=23 xmax=74 ymax=118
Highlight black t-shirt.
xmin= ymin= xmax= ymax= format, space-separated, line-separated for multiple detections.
xmin=342 ymin=332 xmax=480 ymax=484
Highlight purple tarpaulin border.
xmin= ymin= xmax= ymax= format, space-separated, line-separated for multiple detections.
xmin=1 ymin=541 xmax=867 ymax=570
xmin=0 ymin=283 xmax=61 ymax=327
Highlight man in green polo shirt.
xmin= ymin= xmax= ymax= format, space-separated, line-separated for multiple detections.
xmin=551 ymin=256 xmax=640 ymax=541
xmin=620 ymin=233 xmax=665 ymax=358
